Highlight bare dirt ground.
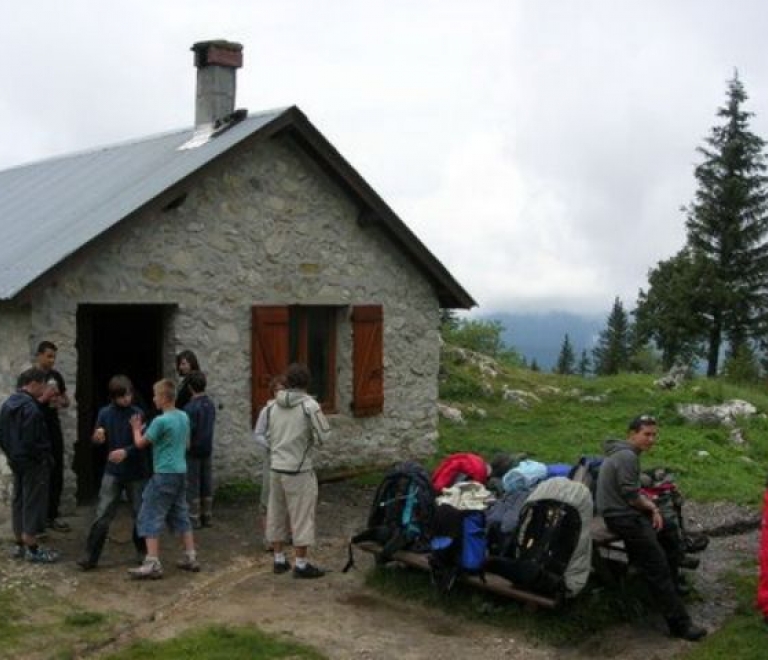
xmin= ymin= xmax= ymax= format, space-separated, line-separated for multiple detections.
xmin=0 ymin=483 xmax=760 ymax=660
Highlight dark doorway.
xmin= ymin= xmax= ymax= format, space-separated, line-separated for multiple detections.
xmin=74 ymin=304 xmax=171 ymax=503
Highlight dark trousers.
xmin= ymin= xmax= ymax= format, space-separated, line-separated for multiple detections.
xmin=47 ymin=421 xmax=64 ymax=521
xmin=605 ymin=514 xmax=690 ymax=626
xmin=186 ymin=455 xmax=213 ymax=525
xmin=84 ymin=474 xmax=146 ymax=564
xmin=12 ymin=459 xmax=50 ymax=539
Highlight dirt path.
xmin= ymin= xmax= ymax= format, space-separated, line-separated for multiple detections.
xmin=1 ymin=483 xmax=759 ymax=659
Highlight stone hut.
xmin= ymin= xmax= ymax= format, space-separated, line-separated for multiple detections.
xmin=0 ymin=41 xmax=475 ymax=513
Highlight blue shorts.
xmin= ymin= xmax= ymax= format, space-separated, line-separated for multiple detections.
xmin=136 ymin=473 xmax=192 ymax=538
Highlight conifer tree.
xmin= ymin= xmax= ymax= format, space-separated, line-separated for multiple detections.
xmin=577 ymin=350 xmax=591 ymax=377
xmin=530 ymin=358 xmax=540 ymax=372
xmin=555 ymin=334 xmax=576 ymax=375
xmin=684 ymin=73 xmax=768 ymax=376
xmin=593 ymin=297 xmax=630 ymax=375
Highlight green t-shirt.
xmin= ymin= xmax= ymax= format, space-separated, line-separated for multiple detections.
xmin=145 ymin=409 xmax=189 ymax=474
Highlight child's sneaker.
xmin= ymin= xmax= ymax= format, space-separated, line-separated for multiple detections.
xmin=26 ymin=546 xmax=60 ymax=563
xmin=128 ymin=558 xmax=163 ymax=580
xmin=176 ymin=556 xmax=201 ymax=572
xmin=293 ymin=563 xmax=325 ymax=579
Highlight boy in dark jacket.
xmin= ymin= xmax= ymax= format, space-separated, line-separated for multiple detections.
xmin=183 ymin=371 xmax=216 ymax=528
xmin=0 ymin=368 xmax=59 ymax=562
xmin=77 ymin=375 xmax=149 ymax=570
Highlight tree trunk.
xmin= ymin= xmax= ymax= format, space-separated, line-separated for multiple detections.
xmin=706 ymin=315 xmax=722 ymax=377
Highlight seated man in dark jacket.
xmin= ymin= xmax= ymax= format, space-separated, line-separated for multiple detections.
xmin=595 ymin=414 xmax=706 ymax=642
xmin=0 ymin=368 xmax=59 ymax=562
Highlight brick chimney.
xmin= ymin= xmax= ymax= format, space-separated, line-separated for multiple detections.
xmin=191 ymin=40 xmax=243 ymax=126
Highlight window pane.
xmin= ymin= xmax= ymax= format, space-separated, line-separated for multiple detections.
xmin=305 ymin=307 xmax=331 ymax=402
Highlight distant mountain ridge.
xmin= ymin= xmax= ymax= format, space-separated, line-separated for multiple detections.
xmin=480 ymin=311 xmax=604 ymax=371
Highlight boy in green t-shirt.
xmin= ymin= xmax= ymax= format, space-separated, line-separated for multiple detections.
xmin=128 ymin=378 xmax=199 ymax=579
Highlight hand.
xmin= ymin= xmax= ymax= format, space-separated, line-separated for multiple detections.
xmin=129 ymin=414 xmax=143 ymax=431
xmin=93 ymin=428 xmax=106 ymax=444
xmin=651 ymin=508 xmax=664 ymax=530
xmin=108 ymin=448 xmax=127 ymax=464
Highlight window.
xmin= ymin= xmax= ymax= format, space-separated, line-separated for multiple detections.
xmin=251 ymin=304 xmax=383 ymax=420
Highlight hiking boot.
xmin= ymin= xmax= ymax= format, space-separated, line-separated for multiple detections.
xmin=9 ymin=544 xmax=25 ymax=560
xmin=128 ymin=559 xmax=163 ymax=580
xmin=293 ymin=563 xmax=325 ymax=579
xmin=76 ymin=557 xmax=97 ymax=571
xmin=176 ymin=556 xmax=201 ymax=572
xmin=48 ymin=518 xmax=71 ymax=532
xmin=669 ymin=621 xmax=707 ymax=642
xmin=679 ymin=555 xmax=700 ymax=570
xmin=26 ymin=546 xmax=60 ymax=563
xmin=273 ymin=559 xmax=291 ymax=575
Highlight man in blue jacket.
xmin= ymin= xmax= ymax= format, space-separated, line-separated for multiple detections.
xmin=0 ymin=368 xmax=60 ymax=562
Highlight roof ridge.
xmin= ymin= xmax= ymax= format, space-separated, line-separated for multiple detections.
xmin=0 ymin=106 xmax=291 ymax=175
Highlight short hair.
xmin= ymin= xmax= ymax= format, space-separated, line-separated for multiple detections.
xmin=187 ymin=371 xmax=207 ymax=393
xmin=628 ymin=414 xmax=658 ymax=432
xmin=17 ymin=367 xmax=47 ymax=388
xmin=36 ymin=340 xmax=58 ymax=355
xmin=269 ymin=374 xmax=287 ymax=395
xmin=153 ymin=378 xmax=177 ymax=403
xmin=175 ymin=350 xmax=200 ymax=372
xmin=107 ymin=375 xmax=133 ymax=400
xmin=285 ymin=363 xmax=311 ymax=390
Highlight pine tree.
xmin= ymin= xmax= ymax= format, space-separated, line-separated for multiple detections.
xmin=593 ymin=297 xmax=630 ymax=375
xmin=555 ymin=334 xmax=576 ymax=375
xmin=577 ymin=350 xmax=591 ymax=377
xmin=530 ymin=358 xmax=540 ymax=372
xmin=684 ymin=73 xmax=768 ymax=376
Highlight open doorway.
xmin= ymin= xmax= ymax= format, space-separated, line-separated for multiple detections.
xmin=74 ymin=304 xmax=172 ymax=503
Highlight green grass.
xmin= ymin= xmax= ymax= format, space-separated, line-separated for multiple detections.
xmin=104 ymin=625 xmax=326 ymax=659
xmin=365 ymin=560 xmax=658 ymax=646
xmin=680 ymin=571 xmax=767 ymax=659
xmin=438 ymin=355 xmax=768 ymax=506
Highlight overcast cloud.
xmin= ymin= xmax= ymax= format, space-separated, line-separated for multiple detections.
xmin=2 ymin=0 xmax=768 ymax=315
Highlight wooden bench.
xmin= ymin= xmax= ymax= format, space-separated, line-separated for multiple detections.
xmin=354 ymin=540 xmax=560 ymax=610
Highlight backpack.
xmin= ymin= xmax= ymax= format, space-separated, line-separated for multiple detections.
xmin=344 ymin=461 xmax=436 ymax=571
xmin=431 ymin=452 xmax=489 ymax=492
xmin=485 ymin=478 xmax=591 ymax=598
xmin=568 ymin=455 xmax=603 ymax=501
xmin=484 ymin=486 xmax=534 ymax=556
xmin=501 ymin=459 xmax=547 ymax=493
xmin=428 ymin=504 xmax=487 ymax=594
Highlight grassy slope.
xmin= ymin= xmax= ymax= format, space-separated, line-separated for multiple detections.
xmin=438 ymin=346 xmax=768 ymax=506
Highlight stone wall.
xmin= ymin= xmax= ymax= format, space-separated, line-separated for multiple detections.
xmin=0 ymin=133 xmax=441 ymax=514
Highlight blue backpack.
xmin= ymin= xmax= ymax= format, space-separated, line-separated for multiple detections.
xmin=428 ymin=504 xmax=487 ymax=594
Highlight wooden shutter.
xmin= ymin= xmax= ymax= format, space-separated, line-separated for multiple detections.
xmin=251 ymin=306 xmax=290 ymax=423
xmin=352 ymin=305 xmax=384 ymax=417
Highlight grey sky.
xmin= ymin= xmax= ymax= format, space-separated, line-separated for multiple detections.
xmin=2 ymin=1 xmax=767 ymax=315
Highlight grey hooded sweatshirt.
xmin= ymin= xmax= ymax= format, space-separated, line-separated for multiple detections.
xmin=595 ymin=438 xmax=643 ymax=519
xmin=267 ymin=389 xmax=330 ymax=474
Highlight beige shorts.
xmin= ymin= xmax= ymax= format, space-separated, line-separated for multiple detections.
xmin=266 ymin=470 xmax=318 ymax=547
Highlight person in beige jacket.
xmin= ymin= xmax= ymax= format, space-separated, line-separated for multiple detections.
xmin=265 ymin=363 xmax=331 ymax=578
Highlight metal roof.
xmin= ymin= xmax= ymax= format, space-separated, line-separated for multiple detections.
xmin=0 ymin=109 xmax=284 ymax=300
xmin=0 ymin=107 xmax=475 ymax=308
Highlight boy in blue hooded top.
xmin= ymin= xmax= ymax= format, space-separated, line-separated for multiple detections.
xmin=77 ymin=375 xmax=148 ymax=570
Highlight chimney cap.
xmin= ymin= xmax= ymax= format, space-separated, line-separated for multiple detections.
xmin=191 ymin=40 xmax=243 ymax=69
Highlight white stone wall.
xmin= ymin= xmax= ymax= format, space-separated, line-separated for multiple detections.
xmin=0 ymin=134 xmax=441 ymax=510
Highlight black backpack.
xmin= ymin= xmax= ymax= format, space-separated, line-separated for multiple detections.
xmin=485 ymin=498 xmax=582 ymax=597
xmin=344 ymin=461 xmax=436 ymax=571
xmin=428 ymin=503 xmax=487 ymax=594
